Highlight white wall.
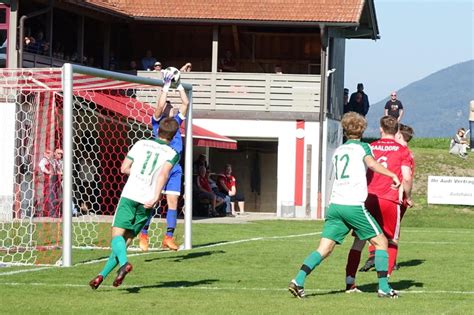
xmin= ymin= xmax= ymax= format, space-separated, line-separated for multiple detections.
xmin=195 ymin=119 xmax=320 ymax=218
xmin=0 ymin=102 xmax=16 ymax=221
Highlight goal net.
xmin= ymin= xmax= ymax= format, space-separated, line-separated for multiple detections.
xmin=0 ymin=66 xmax=193 ymax=266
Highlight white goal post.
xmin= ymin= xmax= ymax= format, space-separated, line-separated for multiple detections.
xmin=61 ymin=64 xmax=194 ymax=266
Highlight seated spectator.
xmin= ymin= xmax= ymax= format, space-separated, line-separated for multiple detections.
xmin=196 ymin=165 xmax=224 ymax=217
xmin=449 ymin=128 xmax=469 ymax=159
xmin=180 ymin=62 xmax=192 ymax=72
xmin=86 ymin=56 xmax=95 ymax=68
xmin=24 ymin=35 xmax=35 ymax=52
xmin=219 ymin=50 xmax=237 ymax=72
xmin=52 ymin=42 xmax=64 ymax=59
xmin=109 ymin=51 xmax=119 ymax=70
xmin=274 ymin=64 xmax=283 ymax=74
xmin=218 ymin=164 xmax=245 ymax=215
xmin=141 ymin=49 xmax=157 ymax=71
xmin=208 ymin=170 xmax=232 ymax=216
xmin=29 ymin=31 xmax=49 ymax=55
xmin=128 ymin=60 xmax=138 ymax=74
xmin=153 ymin=61 xmax=162 ymax=72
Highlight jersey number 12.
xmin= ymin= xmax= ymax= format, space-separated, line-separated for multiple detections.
xmin=334 ymin=154 xmax=350 ymax=179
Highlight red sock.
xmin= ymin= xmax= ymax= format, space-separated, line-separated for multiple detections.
xmin=368 ymin=244 xmax=376 ymax=258
xmin=387 ymin=243 xmax=398 ymax=275
xmin=346 ymin=249 xmax=362 ymax=278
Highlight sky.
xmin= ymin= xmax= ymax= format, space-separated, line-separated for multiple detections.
xmin=345 ymin=0 xmax=474 ymax=103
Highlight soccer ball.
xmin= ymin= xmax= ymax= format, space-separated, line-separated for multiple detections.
xmin=164 ymin=67 xmax=181 ymax=89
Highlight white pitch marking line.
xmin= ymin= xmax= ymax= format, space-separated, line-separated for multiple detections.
xmin=404 ymin=230 xmax=473 ymax=234
xmin=0 ymin=232 xmax=321 ymax=276
xmin=0 ymin=282 xmax=473 ymax=295
xmin=401 ymin=241 xmax=469 ymax=245
xmin=0 ymin=267 xmax=53 ymax=276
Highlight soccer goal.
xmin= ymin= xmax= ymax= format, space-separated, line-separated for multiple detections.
xmin=0 ymin=64 xmax=194 ymax=267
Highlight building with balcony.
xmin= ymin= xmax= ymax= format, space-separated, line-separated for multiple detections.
xmin=1 ymin=0 xmax=379 ymax=218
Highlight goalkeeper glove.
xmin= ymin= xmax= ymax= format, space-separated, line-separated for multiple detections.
xmin=162 ymin=72 xmax=173 ymax=93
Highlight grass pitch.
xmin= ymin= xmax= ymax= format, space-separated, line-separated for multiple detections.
xmin=0 ymin=140 xmax=473 ymax=314
xmin=0 ymin=220 xmax=472 ymax=314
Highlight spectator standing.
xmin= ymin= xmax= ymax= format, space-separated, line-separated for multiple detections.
xmin=218 ymin=164 xmax=245 ymax=215
xmin=141 ymin=50 xmax=157 ymax=71
xmin=39 ymin=149 xmax=53 ymax=216
xmin=469 ymin=100 xmax=474 ymax=151
xmin=384 ymin=91 xmax=404 ymax=122
xmin=39 ymin=149 xmax=62 ymax=217
xmin=348 ymin=83 xmax=370 ymax=116
xmin=347 ymin=92 xmax=367 ymax=117
xmin=343 ymin=88 xmax=350 ymax=114
xmin=51 ymin=148 xmax=64 ymax=217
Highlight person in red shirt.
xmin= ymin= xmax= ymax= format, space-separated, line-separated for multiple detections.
xmin=196 ymin=165 xmax=224 ymax=217
xmin=218 ymin=164 xmax=245 ymax=215
xmin=396 ymin=124 xmax=415 ymax=216
xmin=345 ymin=116 xmax=413 ymax=292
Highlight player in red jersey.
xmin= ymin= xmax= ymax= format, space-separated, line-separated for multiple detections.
xmin=345 ymin=116 xmax=414 ymax=292
xmin=391 ymin=124 xmax=415 ymax=270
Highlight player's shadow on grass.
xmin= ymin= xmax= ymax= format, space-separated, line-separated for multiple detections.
xmin=355 ymin=279 xmax=424 ymax=292
xmin=194 ymin=241 xmax=229 ymax=247
xmin=306 ymin=280 xmax=424 ymax=297
xmin=124 ymin=279 xmax=218 ymax=294
xmin=145 ymin=250 xmax=226 ymax=262
xmin=397 ymin=259 xmax=425 ymax=268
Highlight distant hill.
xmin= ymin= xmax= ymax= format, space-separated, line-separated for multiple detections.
xmin=365 ymin=60 xmax=474 ymax=138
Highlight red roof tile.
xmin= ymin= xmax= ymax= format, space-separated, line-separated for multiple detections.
xmin=83 ymin=0 xmax=366 ymax=23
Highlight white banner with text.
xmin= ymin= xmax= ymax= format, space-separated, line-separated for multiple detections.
xmin=427 ymin=176 xmax=474 ymax=206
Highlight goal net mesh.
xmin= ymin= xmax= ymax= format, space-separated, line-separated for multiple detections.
xmin=0 ymin=68 xmax=186 ymax=266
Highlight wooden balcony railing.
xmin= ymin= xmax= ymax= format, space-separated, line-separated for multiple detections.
xmin=137 ymin=71 xmax=321 ymax=118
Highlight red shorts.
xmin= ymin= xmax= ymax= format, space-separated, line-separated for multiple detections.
xmin=365 ymin=194 xmax=401 ymax=240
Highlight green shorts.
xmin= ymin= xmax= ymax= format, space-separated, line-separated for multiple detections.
xmin=112 ymin=197 xmax=151 ymax=236
xmin=321 ymin=203 xmax=382 ymax=244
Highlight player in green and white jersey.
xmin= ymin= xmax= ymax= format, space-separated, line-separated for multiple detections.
xmin=288 ymin=112 xmax=401 ymax=299
xmin=89 ymin=117 xmax=179 ymax=290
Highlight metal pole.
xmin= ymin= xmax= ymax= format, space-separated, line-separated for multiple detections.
xmin=184 ymin=89 xmax=193 ymax=250
xmin=62 ymin=63 xmax=73 ymax=267
xmin=317 ymin=25 xmax=327 ymax=220
xmin=71 ymin=64 xmax=192 ymax=90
